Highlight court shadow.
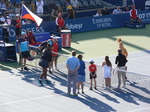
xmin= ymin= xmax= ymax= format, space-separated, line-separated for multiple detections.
xmin=59 ymin=47 xmax=84 ymax=55
xmin=65 ymin=93 xmax=116 ymax=112
xmin=93 ymin=90 xmax=120 ymax=103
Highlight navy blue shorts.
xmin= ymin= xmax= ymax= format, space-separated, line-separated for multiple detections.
xmin=39 ymin=59 xmax=49 ymax=68
xmin=90 ymin=72 xmax=97 ymax=79
xmin=21 ymin=51 xmax=30 ymax=58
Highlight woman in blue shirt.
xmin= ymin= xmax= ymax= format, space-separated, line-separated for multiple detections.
xmin=77 ymin=54 xmax=86 ymax=94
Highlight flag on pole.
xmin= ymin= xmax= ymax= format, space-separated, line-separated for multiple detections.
xmin=21 ymin=4 xmax=43 ymax=27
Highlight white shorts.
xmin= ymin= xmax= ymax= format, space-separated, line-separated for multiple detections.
xmin=104 ymin=72 xmax=111 ymax=78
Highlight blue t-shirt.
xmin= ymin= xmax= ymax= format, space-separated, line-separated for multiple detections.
xmin=78 ymin=60 xmax=86 ymax=76
xmin=66 ymin=56 xmax=80 ymax=70
xmin=18 ymin=36 xmax=29 ymax=52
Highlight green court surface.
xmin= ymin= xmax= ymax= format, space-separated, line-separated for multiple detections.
xmin=0 ymin=24 xmax=150 ymax=71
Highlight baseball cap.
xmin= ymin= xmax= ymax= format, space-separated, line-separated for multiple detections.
xmin=16 ymin=14 xmax=20 ymax=16
xmin=89 ymin=59 xmax=94 ymax=63
xmin=132 ymin=6 xmax=135 ymax=8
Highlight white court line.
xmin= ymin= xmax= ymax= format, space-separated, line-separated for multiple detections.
xmin=128 ymin=55 xmax=150 ymax=61
xmin=128 ymin=107 xmax=150 ymax=112
xmin=0 ymin=92 xmax=66 ymax=106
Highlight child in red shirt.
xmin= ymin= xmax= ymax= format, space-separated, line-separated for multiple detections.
xmin=89 ymin=59 xmax=97 ymax=90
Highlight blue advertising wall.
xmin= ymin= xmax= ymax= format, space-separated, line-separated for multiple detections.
xmin=7 ymin=10 xmax=150 ymax=42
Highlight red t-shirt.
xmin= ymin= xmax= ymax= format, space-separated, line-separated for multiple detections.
xmin=52 ymin=42 xmax=58 ymax=56
xmin=89 ymin=64 xmax=97 ymax=72
xmin=16 ymin=19 xmax=21 ymax=28
xmin=55 ymin=17 xmax=65 ymax=27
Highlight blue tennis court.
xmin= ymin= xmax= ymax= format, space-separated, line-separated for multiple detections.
xmin=0 ymin=50 xmax=150 ymax=112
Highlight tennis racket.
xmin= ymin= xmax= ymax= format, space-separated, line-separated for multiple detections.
xmin=29 ymin=49 xmax=37 ymax=57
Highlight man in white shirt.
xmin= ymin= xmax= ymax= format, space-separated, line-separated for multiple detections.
xmin=36 ymin=0 xmax=44 ymax=15
xmin=112 ymin=6 xmax=122 ymax=14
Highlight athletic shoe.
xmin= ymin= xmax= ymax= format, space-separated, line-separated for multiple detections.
xmin=73 ymin=94 xmax=78 ymax=96
xmin=82 ymin=92 xmax=85 ymax=94
xmin=77 ymin=92 xmax=80 ymax=94
xmin=94 ymin=87 xmax=97 ymax=90
xmin=125 ymin=76 xmax=127 ymax=80
xmin=55 ymin=68 xmax=59 ymax=71
xmin=67 ymin=93 xmax=71 ymax=95
xmin=24 ymin=67 xmax=29 ymax=70
xmin=89 ymin=87 xmax=93 ymax=90
xmin=44 ymin=80 xmax=49 ymax=84
xmin=38 ymin=80 xmax=42 ymax=85
xmin=49 ymin=70 xmax=52 ymax=74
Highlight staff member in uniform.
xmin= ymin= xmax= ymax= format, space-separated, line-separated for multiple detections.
xmin=55 ymin=12 xmax=68 ymax=32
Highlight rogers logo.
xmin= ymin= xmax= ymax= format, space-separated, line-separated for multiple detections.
xmin=66 ymin=23 xmax=83 ymax=29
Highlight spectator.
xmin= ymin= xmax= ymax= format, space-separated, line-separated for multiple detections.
xmin=15 ymin=3 xmax=21 ymax=14
xmin=102 ymin=56 xmax=112 ymax=89
xmin=65 ymin=0 xmax=75 ymax=19
xmin=77 ymin=54 xmax=86 ymax=94
xmin=112 ymin=6 xmax=122 ymax=14
xmin=94 ymin=9 xmax=102 ymax=17
xmin=50 ymin=4 xmax=63 ymax=21
xmin=10 ymin=0 xmax=20 ymax=5
xmin=18 ymin=31 xmax=30 ymax=71
xmin=46 ymin=0 xmax=55 ymax=9
xmin=123 ymin=6 xmax=129 ymax=13
xmin=55 ymin=12 xmax=68 ymax=32
xmin=30 ymin=0 xmax=36 ymax=12
xmin=0 ymin=0 xmax=6 ymax=9
xmin=0 ymin=12 xmax=9 ymax=43
xmin=130 ymin=5 xmax=141 ymax=23
xmin=4 ymin=2 xmax=16 ymax=18
xmin=38 ymin=43 xmax=53 ymax=85
xmin=36 ymin=0 xmax=44 ymax=15
xmin=22 ymin=19 xmax=31 ymax=25
xmin=15 ymin=14 xmax=21 ymax=40
xmin=102 ymin=7 xmax=110 ymax=15
xmin=89 ymin=59 xmax=97 ymax=90
xmin=66 ymin=50 xmax=80 ymax=96
xmin=70 ymin=0 xmax=79 ymax=10
xmin=115 ymin=49 xmax=128 ymax=90
xmin=70 ymin=0 xmax=79 ymax=17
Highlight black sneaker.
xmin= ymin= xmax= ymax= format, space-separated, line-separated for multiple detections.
xmin=24 ymin=67 xmax=29 ymax=70
xmin=49 ymin=70 xmax=52 ymax=74
xmin=89 ymin=87 xmax=93 ymax=90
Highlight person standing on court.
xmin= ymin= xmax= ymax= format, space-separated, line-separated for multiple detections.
xmin=38 ymin=43 xmax=53 ymax=85
xmin=89 ymin=59 xmax=97 ymax=90
xmin=102 ymin=56 xmax=112 ymax=89
xmin=18 ymin=31 xmax=30 ymax=70
xmin=115 ymin=49 xmax=128 ymax=90
xmin=66 ymin=50 xmax=80 ymax=96
xmin=116 ymin=38 xmax=128 ymax=58
xmin=77 ymin=54 xmax=86 ymax=94
xmin=50 ymin=38 xmax=59 ymax=72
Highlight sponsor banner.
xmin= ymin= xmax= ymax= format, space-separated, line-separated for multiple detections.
xmin=65 ymin=13 xmax=130 ymax=33
xmin=138 ymin=10 xmax=150 ymax=23
xmin=3 ymin=10 xmax=150 ymax=42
